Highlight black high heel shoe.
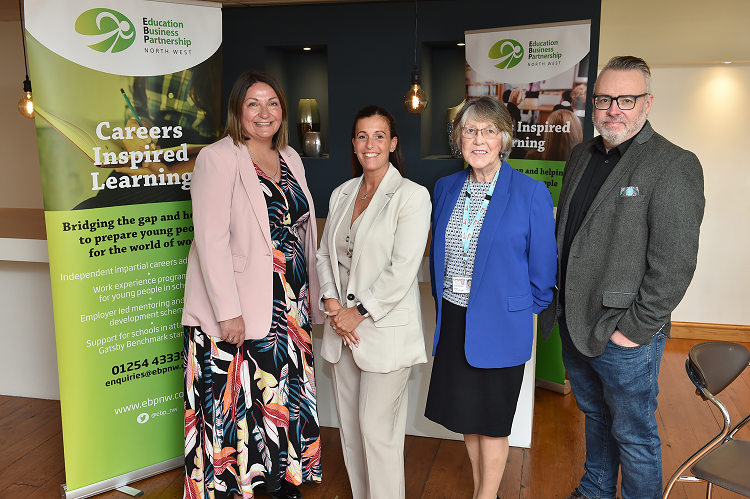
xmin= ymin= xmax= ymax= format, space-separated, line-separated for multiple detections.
xmin=256 ymin=480 xmax=303 ymax=499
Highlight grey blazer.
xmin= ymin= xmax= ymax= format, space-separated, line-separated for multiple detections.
xmin=539 ymin=121 xmax=705 ymax=357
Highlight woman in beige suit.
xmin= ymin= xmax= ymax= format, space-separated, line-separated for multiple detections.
xmin=183 ymin=71 xmax=323 ymax=499
xmin=316 ymin=105 xmax=431 ymax=499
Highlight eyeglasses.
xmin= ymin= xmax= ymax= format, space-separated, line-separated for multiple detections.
xmin=593 ymin=93 xmax=649 ymax=111
xmin=461 ymin=126 xmax=500 ymax=139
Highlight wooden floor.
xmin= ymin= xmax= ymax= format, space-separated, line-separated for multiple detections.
xmin=1 ymin=338 xmax=749 ymax=499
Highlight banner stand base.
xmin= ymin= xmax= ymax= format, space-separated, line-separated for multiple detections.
xmin=535 ymin=377 xmax=571 ymax=395
xmin=116 ymin=485 xmax=144 ymax=497
xmin=60 ymin=457 xmax=182 ymax=499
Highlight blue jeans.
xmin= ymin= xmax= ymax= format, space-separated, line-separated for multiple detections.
xmin=560 ymin=316 xmax=666 ymax=499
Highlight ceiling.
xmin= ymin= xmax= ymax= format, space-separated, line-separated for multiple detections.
xmin=0 ymin=0 xmax=408 ymax=22
xmin=4 ymin=0 xmax=745 ymax=64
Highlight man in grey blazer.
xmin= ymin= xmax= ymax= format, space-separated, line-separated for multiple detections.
xmin=540 ymin=56 xmax=705 ymax=499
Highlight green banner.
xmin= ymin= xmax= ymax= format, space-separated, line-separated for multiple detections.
xmin=507 ymin=158 xmax=564 ymax=205
xmin=46 ymin=202 xmax=193 ymax=487
xmin=508 ymin=158 xmax=566 ymax=385
xmin=25 ymin=0 xmax=222 ymax=495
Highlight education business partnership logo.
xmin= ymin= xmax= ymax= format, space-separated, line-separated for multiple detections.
xmin=489 ymin=39 xmax=524 ymax=69
xmin=74 ymin=8 xmax=135 ymax=54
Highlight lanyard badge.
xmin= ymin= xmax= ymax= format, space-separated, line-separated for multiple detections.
xmin=453 ymin=168 xmax=500 ymax=294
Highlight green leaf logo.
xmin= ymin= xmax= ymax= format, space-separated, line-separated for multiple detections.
xmin=488 ymin=39 xmax=524 ymax=69
xmin=75 ymin=8 xmax=135 ymax=53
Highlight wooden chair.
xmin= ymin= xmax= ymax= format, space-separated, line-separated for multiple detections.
xmin=663 ymin=341 xmax=750 ymax=498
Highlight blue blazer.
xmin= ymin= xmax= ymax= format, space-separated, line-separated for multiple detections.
xmin=429 ymin=163 xmax=557 ymax=368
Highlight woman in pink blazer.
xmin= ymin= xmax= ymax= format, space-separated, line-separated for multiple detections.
xmin=182 ymin=71 xmax=324 ymax=499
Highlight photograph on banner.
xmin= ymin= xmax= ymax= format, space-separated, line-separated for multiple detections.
xmin=28 ymin=37 xmax=221 ymax=211
xmin=464 ymin=21 xmax=591 ymax=207
xmin=25 ymin=0 xmax=222 ymax=493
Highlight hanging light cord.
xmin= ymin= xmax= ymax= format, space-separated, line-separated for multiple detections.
xmin=19 ymin=0 xmax=30 ymax=80
xmin=413 ymin=0 xmax=418 ymax=71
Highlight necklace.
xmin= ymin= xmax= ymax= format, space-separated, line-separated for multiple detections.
xmin=247 ymin=145 xmax=279 ymax=179
xmin=358 ymin=179 xmax=380 ymax=200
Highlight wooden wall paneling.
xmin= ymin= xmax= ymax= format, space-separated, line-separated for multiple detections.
xmin=671 ymin=322 xmax=750 ymax=343
xmin=0 ymin=208 xmax=46 ymax=240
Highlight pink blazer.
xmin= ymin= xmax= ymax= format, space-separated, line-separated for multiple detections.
xmin=182 ymin=135 xmax=324 ymax=339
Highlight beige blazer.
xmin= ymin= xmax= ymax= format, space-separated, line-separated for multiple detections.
xmin=182 ymin=135 xmax=324 ymax=340
xmin=316 ymin=165 xmax=431 ymax=373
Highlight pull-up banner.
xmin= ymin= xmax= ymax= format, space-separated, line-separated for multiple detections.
xmin=25 ymin=0 xmax=222 ymax=497
xmin=466 ymin=20 xmax=593 ymax=389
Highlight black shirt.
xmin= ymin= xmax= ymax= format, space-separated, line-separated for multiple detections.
xmin=560 ymin=134 xmax=637 ymax=305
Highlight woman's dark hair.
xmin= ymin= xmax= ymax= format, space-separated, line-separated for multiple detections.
xmin=223 ymin=70 xmax=288 ymax=150
xmin=350 ymin=105 xmax=405 ymax=178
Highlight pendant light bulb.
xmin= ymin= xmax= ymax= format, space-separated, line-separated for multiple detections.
xmin=18 ymin=76 xmax=34 ymax=119
xmin=403 ymin=70 xmax=427 ymax=114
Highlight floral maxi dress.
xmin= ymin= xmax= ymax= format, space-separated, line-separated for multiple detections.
xmin=184 ymin=154 xmax=321 ymax=499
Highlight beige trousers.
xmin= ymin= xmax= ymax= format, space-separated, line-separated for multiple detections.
xmin=329 ymin=345 xmax=411 ymax=499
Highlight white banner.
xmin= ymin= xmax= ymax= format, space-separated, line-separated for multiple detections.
xmin=25 ymin=0 xmax=221 ymax=76
xmin=466 ymin=21 xmax=591 ymax=84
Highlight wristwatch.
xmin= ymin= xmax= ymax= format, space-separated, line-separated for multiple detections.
xmin=355 ymin=301 xmax=369 ymax=318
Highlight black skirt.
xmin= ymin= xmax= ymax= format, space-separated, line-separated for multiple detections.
xmin=425 ymin=299 xmax=525 ymax=437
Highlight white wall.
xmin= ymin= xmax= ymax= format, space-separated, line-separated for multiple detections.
xmin=0 ymin=258 xmax=59 ymax=399
xmin=598 ymin=0 xmax=750 ymax=326
xmin=648 ymin=65 xmax=750 ymax=325
xmin=599 ymin=0 xmax=750 ymax=66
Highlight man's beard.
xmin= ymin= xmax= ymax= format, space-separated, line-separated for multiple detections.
xmin=593 ymin=105 xmax=648 ymax=146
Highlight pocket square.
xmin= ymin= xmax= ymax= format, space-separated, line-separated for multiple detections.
xmin=620 ymin=186 xmax=639 ymax=197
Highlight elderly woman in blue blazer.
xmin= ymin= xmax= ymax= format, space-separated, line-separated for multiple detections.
xmin=425 ymin=96 xmax=557 ymax=499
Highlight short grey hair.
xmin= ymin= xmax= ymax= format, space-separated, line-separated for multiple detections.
xmin=598 ymin=55 xmax=652 ymax=94
xmin=450 ymin=96 xmax=513 ymax=160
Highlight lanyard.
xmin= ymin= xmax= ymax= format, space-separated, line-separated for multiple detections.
xmin=461 ymin=168 xmax=500 ymax=261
